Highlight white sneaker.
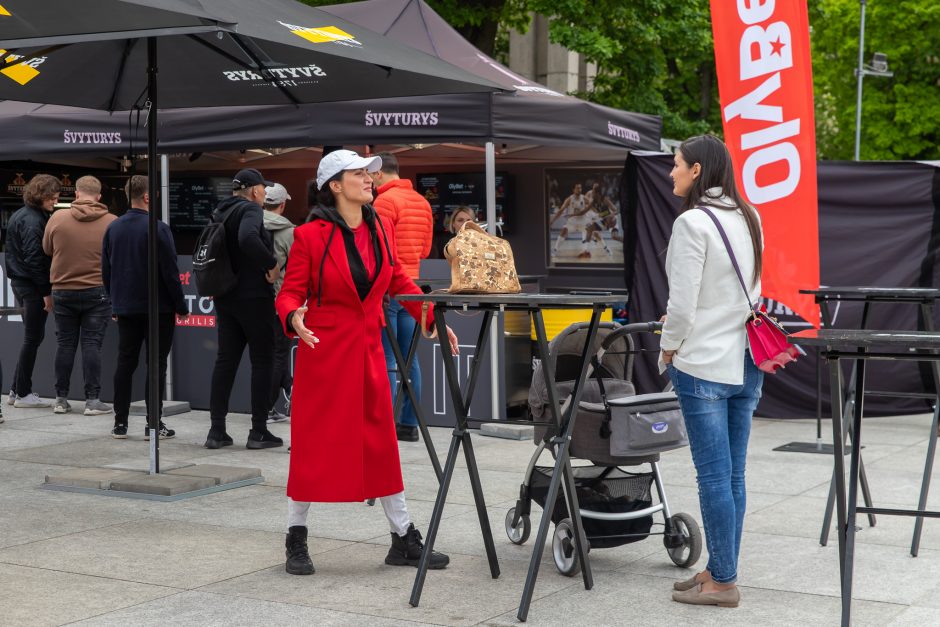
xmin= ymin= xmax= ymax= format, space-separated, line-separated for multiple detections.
xmin=53 ymin=397 xmax=72 ymax=414
xmin=14 ymin=393 xmax=51 ymax=409
xmin=6 ymin=390 xmax=14 ymax=406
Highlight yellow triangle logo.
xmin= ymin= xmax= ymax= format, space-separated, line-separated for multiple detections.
xmin=0 ymin=50 xmax=41 ymax=85
xmin=291 ymin=25 xmax=355 ymax=45
xmin=0 ymin=5 xmax=10 ymax=16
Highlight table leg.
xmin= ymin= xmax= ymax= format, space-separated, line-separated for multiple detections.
xmin=384 ymin=319 xmax=443 ymax=483
xmin=912 ymin=402 xmax=940 ymax=556
xmin=516 ymin=308 xmax=601 ymax=622
xmin=913 ymin=303 xmax=940 ymax=556
xmin=841 ymin=354 xmax=867 ymax=627
xmin=828 ymin=357 xmax=848 ymax=585
xmin=409 ymin=429 xmax=462 ymax=608
xmin=410 ymin=309 xmax=498 ymax=607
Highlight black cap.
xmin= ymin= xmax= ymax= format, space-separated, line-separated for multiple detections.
xmin=232 ymin=168 xmax=273 ymax=190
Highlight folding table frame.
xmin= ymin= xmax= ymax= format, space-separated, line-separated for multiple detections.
xmin=397 ymin=292 xmax=621 ymax=622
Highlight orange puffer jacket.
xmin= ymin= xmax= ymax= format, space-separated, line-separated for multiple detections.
xmin=373 ymin=179 xmax=433 ymax=278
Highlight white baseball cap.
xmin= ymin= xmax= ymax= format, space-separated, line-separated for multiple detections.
xmin=316 ymin=149 xmax=382 ymax=190
xmin=264 ymin=183 xmax=291 ymax=205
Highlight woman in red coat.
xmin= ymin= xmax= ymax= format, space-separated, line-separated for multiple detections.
xmin=276 ymin=150 xmax=458 ymax=576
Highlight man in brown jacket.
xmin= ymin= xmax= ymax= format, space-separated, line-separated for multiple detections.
xmin=42 ymin=176 xmax=117 ymax=416
xmin=371 ymin=153 xmax=433 ymax=442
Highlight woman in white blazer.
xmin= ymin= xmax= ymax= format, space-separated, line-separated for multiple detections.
xmin=660 ymin=135 xmax=764 ymax=609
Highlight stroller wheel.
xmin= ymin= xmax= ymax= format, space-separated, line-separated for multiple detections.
xmin=665 ymin=512 xmax=702 ymax=568
xmin=505 ymin=507 xmax=531 ymax=545
xmin=552 ymin=518 xmax=582 ymax=577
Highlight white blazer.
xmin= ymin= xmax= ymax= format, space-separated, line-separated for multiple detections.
xmin=659 ymin=189 xmax=762 ymax=385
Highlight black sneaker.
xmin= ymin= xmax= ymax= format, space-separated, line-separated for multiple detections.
xmin=144 ymin=422 xmax=175 ymax=440
xmin=385 ymin=523 xmax=449 ymax=569
xmin=204 ymin=430 xmax=234 ymax=449
xmin=111 ymin=424 xmax=127 ymax=439
xmin=396 ymin=424 xmax=419 ymax=442
xmin=285 ymin=526 xmax=315 ymax=575
xmin=247 ymin=428 xmax=283 ymax=449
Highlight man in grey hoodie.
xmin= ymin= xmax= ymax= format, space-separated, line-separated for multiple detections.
xmin=42 ymin=176 xmax=117 ymax=416
xmin=263 ymin=183 xmax=295 ymax=423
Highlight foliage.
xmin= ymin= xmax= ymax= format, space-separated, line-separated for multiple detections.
xmin=809 ymin=0 xmax=940 ymax=160
xmin=300 ymin=0 xmax=940 ymax=158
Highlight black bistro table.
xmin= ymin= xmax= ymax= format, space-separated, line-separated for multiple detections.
xmin=384 ymin=276 xmax=545 ymax=485
xmin=799 ymin=287 xmax=940 ymax=551
xmin=396 ymin=292 xmax=620 ymax=622
xmin=790 ymin=328 xmax=940 ymax=627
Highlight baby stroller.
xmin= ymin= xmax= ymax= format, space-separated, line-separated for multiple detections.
xmin=506 ymin=321 xmax=702 ymax=576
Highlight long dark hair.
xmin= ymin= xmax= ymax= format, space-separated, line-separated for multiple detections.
xmin=677 ymin=134 xmax=763 ymax=286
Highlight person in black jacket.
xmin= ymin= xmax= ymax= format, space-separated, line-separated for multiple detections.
xmin=204 ymin=168 xmax=283 ymax=450
xmin=4 ymin=174 xmax=60 ymax=409
xmin=102 ymin=175 xmax=189 ymax=439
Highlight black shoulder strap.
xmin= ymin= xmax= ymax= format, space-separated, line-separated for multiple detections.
xmin=697 ymin=206 xmax=754 ymax=311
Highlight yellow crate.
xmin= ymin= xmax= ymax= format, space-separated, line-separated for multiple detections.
xmin=529 ymin=308 xmax=612 ymax=341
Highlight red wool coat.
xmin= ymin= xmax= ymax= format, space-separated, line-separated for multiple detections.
xmin=276 ymin=214 xmax=433 ymax=502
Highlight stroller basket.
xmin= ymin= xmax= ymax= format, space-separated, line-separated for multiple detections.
xmin=529 ymin=466 xmax=654 ymax=548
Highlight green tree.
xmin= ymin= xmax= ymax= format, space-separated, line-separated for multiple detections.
xmin=809 ymin=0 xmax=940 ymax=160
xmin=299 ymin=0 xmax=939 ymax=158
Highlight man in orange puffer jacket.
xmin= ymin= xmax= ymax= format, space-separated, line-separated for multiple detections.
xmin=372 ymin=153 xmax=433 ymax=442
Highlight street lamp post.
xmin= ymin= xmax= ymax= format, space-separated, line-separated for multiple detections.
xmin=854 ymin=0 xmax=894 ymax=161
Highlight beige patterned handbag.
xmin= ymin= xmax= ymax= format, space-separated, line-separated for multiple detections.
xmin=443 ymin=221 xmax=522 ymax=294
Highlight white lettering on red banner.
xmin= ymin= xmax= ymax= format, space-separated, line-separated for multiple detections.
xmin=710 ymin=0 xmax=820 ymax=325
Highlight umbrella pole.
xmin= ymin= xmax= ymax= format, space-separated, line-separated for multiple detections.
xmin=147 ymin=36 xmax=160 ymax=474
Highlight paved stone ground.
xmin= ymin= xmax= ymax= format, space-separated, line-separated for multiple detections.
xmin=1 ymin=401 xmax=939 ymax=626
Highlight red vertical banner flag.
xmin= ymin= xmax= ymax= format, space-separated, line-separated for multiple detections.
xmin=709 ymin=0 xmax=820 ymax=326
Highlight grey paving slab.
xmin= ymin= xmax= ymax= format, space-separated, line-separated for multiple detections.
xmin=746 ymin=493 xmax=940 ymax=551
xmin=0 ymin=562 xmax=178 ymax=627
xmin=69 ymin=590 xmax=429 ymax=627
xmin=0 ymin=436 xmax=225 ymax=468
xmin=887 ymin=606 xmax=940 ymax=626
xmin=0 ymin=427 xmax=95 ymax=451
xmin=0 ymin=518 xmax=349 ymax=589
xmin=482 ymin=571 xmax=905 ymax=626
xmin=399 ymin=462 xmax=525 ymax=506
xmin=103 ymin=459 xmax=194 ymax=472
xmin=149 ymin=488 xmax=476 ymax=540
xmin=110 ymin=473 xmax=218 ymax=496
xmin=201 ymin=542 xmax=582 ymax=627
xmin=129 ymin=398 xmax=191 ymax=416
xmin=166 ymin=464 xmax=263 ymax=485
xmin=802 ymin=465 xmax=940 ymax=508
xmin=0 ymin=490 xmax=145 ymax=549
xmin=479 ymin=422 xmax=534 ymax=440
xmin=44 ymin=467 xmax=146 ymax=490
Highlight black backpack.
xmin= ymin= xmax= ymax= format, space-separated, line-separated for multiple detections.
xmin=192 ymin=206 xmax=240 ymax=297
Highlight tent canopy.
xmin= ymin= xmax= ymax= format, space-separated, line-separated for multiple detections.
xmin=0 ymin=0 xmax=660 ymax=160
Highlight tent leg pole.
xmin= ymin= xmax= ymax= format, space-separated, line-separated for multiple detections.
xmin=160 ymin=153 xmax=174 ymax=402
xmin=147 ymin=37 xmax=160 ymax=475
xmin=485 ymin=142 xmax=501 ymax=420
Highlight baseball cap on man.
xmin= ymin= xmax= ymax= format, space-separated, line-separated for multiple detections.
xmin=316 ymin=149 xmax=382 ymax=190
xmin=232 ymin=168 xmax=273 ymax=190
xmin=264 ymin=183 xmax=291 ymax=205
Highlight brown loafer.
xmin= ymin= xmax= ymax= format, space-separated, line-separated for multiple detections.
xmin=673 ymin=571 xmax=708 ymax=591
xmin=672 ymin=583 xmax=740 ymax=608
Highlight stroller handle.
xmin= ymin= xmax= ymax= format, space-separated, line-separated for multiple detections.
xmin=600 ymin=321 xmax=663 ymax=351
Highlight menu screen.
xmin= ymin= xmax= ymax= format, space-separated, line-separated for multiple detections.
xmin=416 ymin=172 xmax=511 ymax=234
xmin=168 ymin=177 xmax=233 ymax=231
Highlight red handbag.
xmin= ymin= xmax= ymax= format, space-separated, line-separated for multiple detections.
xmin=699 ymin=207 xmax=801 ymax=374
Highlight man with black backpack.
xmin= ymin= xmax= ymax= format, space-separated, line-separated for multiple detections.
xmin=200 ymin=168 xmax=283 ymax=450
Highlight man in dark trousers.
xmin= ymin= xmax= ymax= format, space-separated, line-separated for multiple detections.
xmin=371 ymin=153 xmax=433 ymax=442
xmin=5 ymin=174 xmax=59 ymax=409
xmin=102 ymin=175 xmax=188 ymax=439
xmin=205 ymin=168 xmax=283 ymax=450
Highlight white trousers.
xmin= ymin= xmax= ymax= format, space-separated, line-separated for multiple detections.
xmin=287 ymin=492 xmax=411 ymax=536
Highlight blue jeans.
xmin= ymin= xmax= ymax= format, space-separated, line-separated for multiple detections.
xmin=382 ymin=297 xmax=420 ymax=427
xmin=666 ymin=353 xmax=763 ymax=584
xmin=53 ymin=286 xmax=111 ymax=399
